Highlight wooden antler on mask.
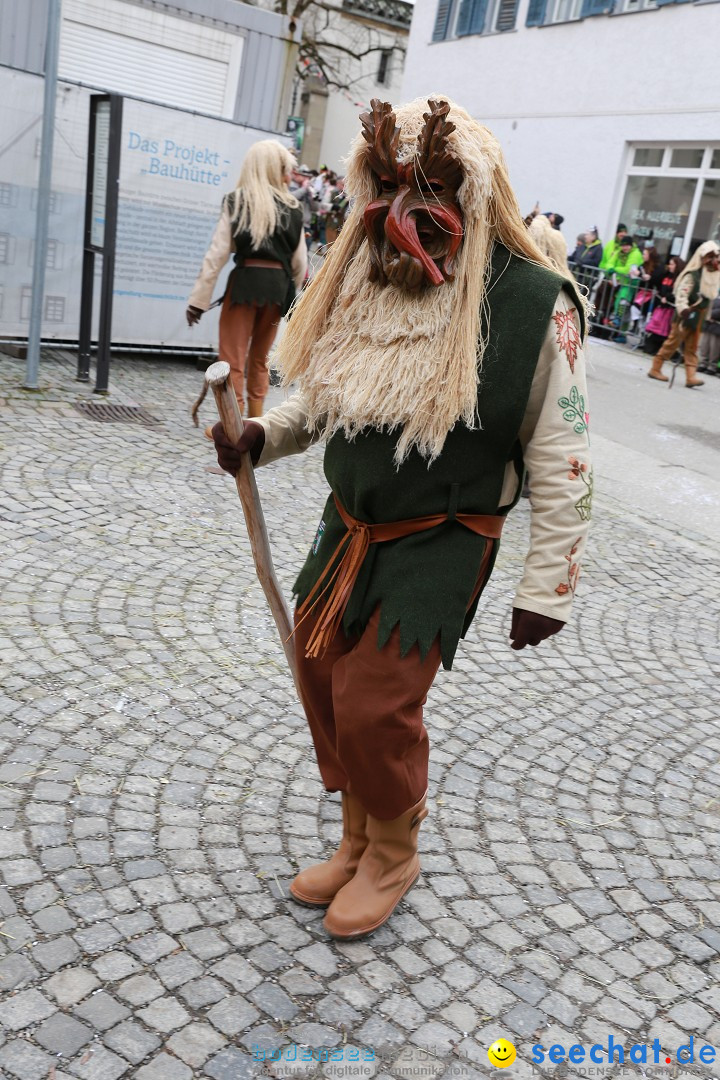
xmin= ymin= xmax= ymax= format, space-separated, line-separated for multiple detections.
xmin=359 ymin=99 xmax=400 ymax=182
xmin=414 ymin=99 xmax=463 ymax=192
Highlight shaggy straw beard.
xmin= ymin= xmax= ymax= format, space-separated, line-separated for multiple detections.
xmin=286 ymin=216 xmax=491 ymax=467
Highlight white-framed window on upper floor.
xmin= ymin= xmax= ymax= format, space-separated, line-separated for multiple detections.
xmin=544 ymin=0 xmax=583 ymax=22
xmin=0 ymin=182 xmax=18 ymax=208
xmin=614 ymin=0 xmax=657 ymax=12
xmin=376 ymin=48 xmax=393 ymax=85
xmin=432 ymin=0 xmax=519 ymax=39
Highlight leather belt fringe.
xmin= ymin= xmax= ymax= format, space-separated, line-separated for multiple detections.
xmin=294 ymin=495 xmax=505 ymax=660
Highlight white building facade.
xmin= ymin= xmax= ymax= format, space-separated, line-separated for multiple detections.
xmin=401 ymin=0 xmax=720 ymax=259
xmin=295 ymin=0 xmax=412 ymax=173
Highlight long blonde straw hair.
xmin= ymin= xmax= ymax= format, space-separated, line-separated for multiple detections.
xmin=275 ymin=97 xmax=566 ymax=464
xmin=230 ymin=140 xmax=299 ymax=248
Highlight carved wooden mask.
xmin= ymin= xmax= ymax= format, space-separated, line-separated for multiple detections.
xmin=360 ymin=98 xmax=464 ymax=292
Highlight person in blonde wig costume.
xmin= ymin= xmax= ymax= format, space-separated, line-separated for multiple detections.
xmin=528 ymin=212 xmax=570 ymax=276
xmin=187 ymin=140 xmax=307 ymax=416
xmin=211 ymin=97 xmax=593 ymax=940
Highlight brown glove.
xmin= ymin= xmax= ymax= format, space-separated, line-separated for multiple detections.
xmin=209 ymin=421 xmax=265 ymax=475
xmin=510 ymin=607 xmax=564 ymax=650
xmin=186 ymin=306 xmax=203 ymax=327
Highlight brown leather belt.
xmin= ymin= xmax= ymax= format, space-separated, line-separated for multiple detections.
xmin=241 ymin=259 xmax=284 ymax=269
xmin=295 ymin=494 xmax=505 ymax=660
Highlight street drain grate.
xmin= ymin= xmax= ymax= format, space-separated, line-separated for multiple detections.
xmin=73 ymin=402 xmax=162 ymax=426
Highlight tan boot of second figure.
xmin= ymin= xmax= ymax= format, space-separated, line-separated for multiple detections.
xmin=290 ymin=793 xmax=367 ymax=907
xmin=647 ymin=355 xmax=669 ymax=382
xmin=323 ymin=792 xmax=428 ymax=940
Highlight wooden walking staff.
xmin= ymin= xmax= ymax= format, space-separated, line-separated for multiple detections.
xmin=204 ymin=361 xmax=298 ymax=692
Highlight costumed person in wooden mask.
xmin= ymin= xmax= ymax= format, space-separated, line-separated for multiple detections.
xmin=211 ymin=97 xmax=592 ymax=940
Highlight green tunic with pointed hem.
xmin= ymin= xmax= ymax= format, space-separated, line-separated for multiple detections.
xmin=293 ymin=245 xmax=585 ymax=670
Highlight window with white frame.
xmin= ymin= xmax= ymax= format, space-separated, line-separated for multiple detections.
xmin=44 ymin=295 xmax=66 ymax=322
xmin=376 ymin=48 xmax=393 ymax=85
xmin=618 ymin=144 xmax=720 ymax=261
xmin=0 ymin=183 xmax=17 ymax=208
xmin=20 ymin=286 xmax=32 ymax=321
xmin=28 ymin=239 xmax=62 ymax=270
xmin=545 ymin=0 xmax=583 ymax=23
xmin=615 ymin=0 xmax=656 ymax=12
xmin=30 ymin=189 xmax=61 ymax=214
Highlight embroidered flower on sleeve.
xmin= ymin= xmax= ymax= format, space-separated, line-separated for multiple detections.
xmin=552 ymin=307 xmax=581 ymax=373
xmin=556 ymin=537 xmax=582 ymax=595
xmin=567 ymin=459 xmax=593 ymax=521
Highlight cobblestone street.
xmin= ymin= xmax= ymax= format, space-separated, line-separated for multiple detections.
xmin=1 ymin=346 xmax=719 ymax=1080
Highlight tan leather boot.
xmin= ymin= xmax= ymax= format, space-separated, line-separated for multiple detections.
xmin=290 ymin=793 xmax=367 ymax=907
xmin=647 ymin=355 xmax=668 ymax=382
xmin=323 ymin=792 xmax=428 ymax=939
xmin=685 ymin=358 xmax=704 ymax=388
xmin=247 ymin=398 xmax=264 ymax=417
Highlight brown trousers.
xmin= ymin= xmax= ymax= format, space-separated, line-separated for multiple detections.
xmin=293 ymin=605 xmax=441 ymax=820
xmin=654 ymin=320 xmax=702 ymax=370
xmin=219 ymin=293 xmax=280 ymax=412
xmin=293 ymin=542 xmax=494 ymax=820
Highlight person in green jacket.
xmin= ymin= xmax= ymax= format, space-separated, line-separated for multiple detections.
xmin=599 ymin=222 xmax=629 ymax=270
xmin=611 ymin=236 xmax=644 ymax=330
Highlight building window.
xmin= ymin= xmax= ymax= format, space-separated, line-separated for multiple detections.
xmin=44 ymin=295 xmax=66 ymax=322
xmin=20 ymin=286 xmax=32 ymax=321
xmin=0 ymin=183 xmax=18 ymax=208
xmin=615 ymin=0 xmax=656 ymax=11
xmin=376 ymin=49 xmax=393 ymax=85
xmin=30 ymin=189 xmax=61 ymax=214
xmin=545 ymin=0 xmax=582 ymax=22
xmin=670 ymin=148 xmax=704 ymax=170
xmin=619 ymin=143 xmax=720 ymax=261
xmin=443 ymin=0 xmax=519 ymax=36
xmin=633 ymin=148 xmax=664 ymax=168
xmin=0 ymin=285 xmax=3 ymax=320
xmin=0 ymin=233 xmax=10 ymax=264
xmin=28 ymin=239 xmax=62 ymax=270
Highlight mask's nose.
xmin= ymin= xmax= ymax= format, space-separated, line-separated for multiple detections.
xmin=385 ymin=187 xmax=445 ymax=287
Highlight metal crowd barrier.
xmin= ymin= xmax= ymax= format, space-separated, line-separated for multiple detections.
xmin=568 ymin=261 xmax=676 ymax=351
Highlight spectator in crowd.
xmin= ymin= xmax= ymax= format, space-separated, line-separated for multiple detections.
xmin=186 ymin=140 xmax=307 ymax=417
xmin=591 ymin=233 xmax=642 ymax=335
xmin=648 ymin=240 xmax=720 ymax=387
xmin=570 ymin=228 xmax=603 ymax=291
xmin=599 ymin=223 xmax=629 ymax=270
xmin=573 ymin=228 xmax=603 ymax=270
xmin=632 ymin=243 xmax=664 ymax=319
xmin=642 ymin=255 xmax=685 ymax=355
xmin=697 ymin=295 xmax=720 ymax=376
xmin=290 ymin=165 xmax=318 ymax=249
xmin=610 ymin=236 xmax=644 ymax=338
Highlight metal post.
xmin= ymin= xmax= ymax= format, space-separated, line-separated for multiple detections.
xmin=94 ymin=95 xmax=123 ymax=394
xmin=24 ymin=0 xmax=63 ymax=389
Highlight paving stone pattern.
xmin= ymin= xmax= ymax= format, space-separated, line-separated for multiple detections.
xmin=0 ymin=350 xmax=719 ymax=1079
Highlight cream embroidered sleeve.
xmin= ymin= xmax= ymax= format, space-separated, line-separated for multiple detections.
xmin=513 ymin=289 xmax=592 ymax=622
xmin=187 ymin=201 xmax=233 ymax=311
xmin=255 ymin=393 xmax=319 ymax=465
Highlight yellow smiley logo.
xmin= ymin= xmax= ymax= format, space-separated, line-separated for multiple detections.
xmin=488 ymin=1039 xmax=517 ymax=1068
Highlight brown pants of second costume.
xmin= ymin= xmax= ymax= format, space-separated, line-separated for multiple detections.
xmin=653 ymin=322 xmax=702 ymax=371
xmin=219 ymin=293 xmax=280 ymax=414
xmin=293 ymin=544 xmax=494 ymax=820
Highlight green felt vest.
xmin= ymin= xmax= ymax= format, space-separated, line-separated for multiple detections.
xmin=294 ymin=245 xmax=584 ymax=670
